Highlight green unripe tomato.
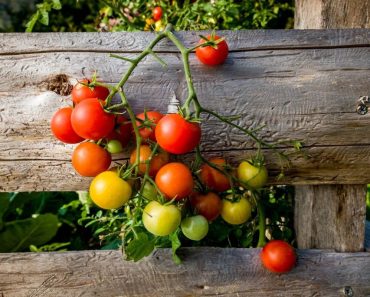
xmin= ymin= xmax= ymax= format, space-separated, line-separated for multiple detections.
xmin=237 ymin=161 xmax=268 ymax=189
xmin=142 ymin=201 xmax=181 ymax=236
xmin=181 ymin=215 xmax=209 ymax=241
xmin=141 ymin=182 xmax=157 ymax=201
xmin=107 ymin=139 xmax=123 ymax=154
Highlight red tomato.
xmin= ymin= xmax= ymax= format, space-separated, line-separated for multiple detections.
xmin=155 ymin=162 xmax=193 ymax=200
xmin=72 ymin=142 xmax=111 ymax=177
xmin=195 ymin=35 xmax=229 ymax=66
xmin=152 ymin=6 xmax=163 ymax=21
xmin=136 ymin=111 xmax=163 ymax=141
xmin=50 ymin=107 xmax=84 ymax=144
xmin=71 ymin=79 xmax=110 ymax=104
xmin=106 ymin=115 xmax=132 ymax=148
xmin=129 ymin=145 xmax=169 ymax=177
xmin=200 ymin=158 xmax=231 ymax=192
xmin=190 ymin=192 xmax=222 ymax=221
xmin=155 ymin=114 xmax=201 ymax=154
xmin=71 ymin=98 xmax=115 ymax=141
xmin=260 ymin=240 xmax=297 ymax=273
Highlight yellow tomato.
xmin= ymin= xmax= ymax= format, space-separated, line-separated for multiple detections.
xmin=221 ymin=197 xmax=252 ymax=225
xmin=237 ymin=161 xmax=268 ymax=189
xmin=89 ymin=171 xmax=132 ymax=209
xmin=142 ymin=201 xmax=181 ymax=236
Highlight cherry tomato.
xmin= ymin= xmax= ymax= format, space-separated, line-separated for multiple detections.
xmin=141 ymin=182 xmax=157 ymax=201
xmin=106 ymin=139 xmax=123 ymax=154
xmin=50 ymin=107 xmax=84 ymax=144
xmin=152 ymin=6 xmax=163 ymax=22
xmin=155 ymin=162 xmax=193 ymax=200
xmin=200 ymin=158 xmax=231 ymax=192
xmin=190 ymin=192 xmax=222 ymax=221
xmin=155 ymin=114 xmax=201 ymax=154
xmin=221 ymin=196 xmax=252 ymax=225
xmin=106 ymin=115 xmax=132 ymax=148
xmin=142 ymin=201 xmax=181 ymax=236
xmin=195 ymin=35 xmax=229 ymax=66
xmin=237 ymin=161 xmax=268 ymax=189
xmin=72 ymin=142 xmax=111 ymax=177
xmin=89 ymin=171 xmax=132 ymax=209
xmin=136 ymin=111 xmax=163 ymax=142
xmin=71 ymin=98 xmax=115 ymax=140
xmin=181 ymin=215 xmax=209 ymax=241
xmin=71 ymin=79 xmax=110 ymax=104
xmin=260 ymin=240 xmax=297 ymax=273
xmin=129 ymin=145 xmax=169 ymax=177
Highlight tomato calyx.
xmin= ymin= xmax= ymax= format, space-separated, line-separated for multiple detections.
xmin=198 ymin=32 xmax=226 ymax=50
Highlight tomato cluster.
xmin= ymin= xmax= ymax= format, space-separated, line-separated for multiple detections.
xmin=50 ymin=33 xmax=296 ymax=272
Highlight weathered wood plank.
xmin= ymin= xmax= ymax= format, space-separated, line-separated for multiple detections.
xmin=0 ymin=31 xmax=370 ymax=191
xmin=0 ymin=248 xmax=369 ymax=297
xmin=0 ymin=29 xmax=369 ymax=55
xmin=295 ymin=0 xmax=370 ymax=29
xmin=294 ymin=185 xmax=367 ymax=252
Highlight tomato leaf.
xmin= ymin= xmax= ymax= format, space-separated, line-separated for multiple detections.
xmin=124 ymin=233 xmax=155 ymax=262
xmin=0 ymin=214 xmax=59 ymax=252
xmin=169 ymin=230 xmax=182 ymax=264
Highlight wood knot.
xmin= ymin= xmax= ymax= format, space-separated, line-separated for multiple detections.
xmin=41 ymin=74 xmax=72 ymax=96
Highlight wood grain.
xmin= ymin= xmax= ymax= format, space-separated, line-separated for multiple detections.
xmin=295 ymin=185 xmax=367 ymax=252
xmin=295 ymin=0 xmax=370 ymax=29
xmin=0 ymin=248 xmax=369 ymax=297
xmin=0 ymin=29 xmax=369 ymax=55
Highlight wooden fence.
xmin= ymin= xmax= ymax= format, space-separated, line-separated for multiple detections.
xmin=0 ymin=29 xmax=369 ymax=296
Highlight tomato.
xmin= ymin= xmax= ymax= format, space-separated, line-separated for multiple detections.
xmin=200 ymin=158 xmax=231 ymax=192
xmin=190 ymin=192 xmax=222 ymax=221
xmin=181 ymin=215 xmax=209 ymax=241
xmin=136 ymin=111 xmax=163 ymax=141
xmin=152 ymin=6 xmax=163 ymax=22
xmin=237 ymin=161 xmax=268 ymax=189
xmin=221 ymin=196 xmax=252 ymax=225
xmin=155 ymin=162 xmax=193 ymax=200
xmin=72 ymin=142 xmax=111 ymax=177
xmin=71 ymin=79 xmax=110 ymax=104
xmin=129 ymin=145 xmax=169 ymax=177
xmin=71 ymin=98 xmax=115 ymax=140
xmin=195 ymin=35 xmax=229 ymax=66
xmin=141 ymin=182 xmax=157 ymax=201
xmin=142 ymin=201 xmax=181 ymax=236
xmin=155 ymin=114 xmax=201 ymax=154
xmin=106 ymin=139 xmax=123 ymax=154
xmin=106 ymin=115 xmax=132 ymax=148
xmin=260 ymin=240 xmax=296 ymax=273
xmin=89 ymin=171 xmax=132 ymax=209
xmin=50 ymin=107 xmax=84 ymax=144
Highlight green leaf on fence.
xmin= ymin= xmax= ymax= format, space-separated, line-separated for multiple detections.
xmin=169 ymin=230 xmax=182 ymax=264
xmin=0 ymin=214 xmax=59 ymax=252
xmin=125 ymin=233 xmax=155 ymax=262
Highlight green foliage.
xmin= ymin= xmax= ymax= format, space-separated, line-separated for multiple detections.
xmin=22 ymin=0 xmax=294 ymax=32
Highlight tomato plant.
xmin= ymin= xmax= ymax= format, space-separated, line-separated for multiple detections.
xmin=142 ymin=201 xmax=181 ymax=236
xmin=152 ymin=6 xmax=163 ymax=22
xmin=237 ymin=160 xmax=268 ymax=189
xmin=50 ymin=107 xmax=84 ymax=144
xmin=71 ymin=79 xmax=110 ymax=104
xmin=195 ymin=35 xmax=229 ymax=66
xmin=260 ymin=240 xmax=296 ymax=273
xmin=155 ymin=162 xmax=193 ymax=200
xmin=221 ymin=196 xmax=252 ymax=225
xmin=155 ymin=114 xmax=201 ymax=154
xmin=89 ymin=171 xmax=132 ymax=209
xmin=200 ymin=158 xmax=231 ymax=192
xmin=190 ymin=192 xmax=222 ymax=221
xmin=129 ymin=145 xmax=169 ymax=177
xmin=72 ymin=142 xmax=111 ymax=177
xmin=71 ymin=98 xmax=115 ymax=140
xmin=181 ymin=215 xmax=209 ymax=241
xmin=136 ymin=111 xmax=163 ymax=142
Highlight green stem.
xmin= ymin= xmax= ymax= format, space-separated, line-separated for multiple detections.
xmin=256 ymin=196 xmax=267 ymax=247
